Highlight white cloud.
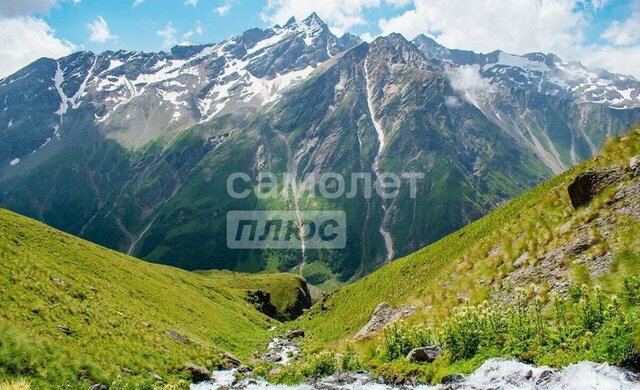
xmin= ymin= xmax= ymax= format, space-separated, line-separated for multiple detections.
xmin=0 ymin=16 xmax=75 ymax=78
xmin=601 ymin=10 xmax=640 ymax=46
xmin=444 ymin=95 xmax=463 ymax=108
xmin=184 ymin=0 xmax=198 ymax=6
xmin=360 ymin=32 xmax=374 ymax=42
xmin=0 ymin=0 xmax=57 ymax=17
xmin=182 ymin=20 xmax=203 ymax=40
xmin=446 ymin=64 xmax=493 ymax=94
xmin=261 ymin=0 xmax=383 ymax=36
xmin=132 ymin=0 xmax=144 ymax=6
xmin=581 ymin=44 xmax=640 ymax=77
xmin=87 ymin=16 xmax=116 ymax=42
xmin=379 ymin=0 xmax=585 ymax=56
xmin=157 ymin=22 xmax=177 ymax=47
xmin=215 ymin=0 xmax=237 ymax=16
xmin=376 ymin=0 xmax=640 ymax=79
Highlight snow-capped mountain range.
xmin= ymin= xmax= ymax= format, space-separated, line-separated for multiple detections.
xmin=0 ymin=14 xmax=639 ymax=281
xmin=414 ymin=35 xmax=640 ymax=110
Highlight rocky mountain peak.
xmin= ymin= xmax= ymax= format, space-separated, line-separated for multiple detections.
xmin=368 ymin=33 xmax=429 ymax=71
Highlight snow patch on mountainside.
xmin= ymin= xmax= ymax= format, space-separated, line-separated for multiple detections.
xmin=497 ymin=52 xmax=550 ymax=73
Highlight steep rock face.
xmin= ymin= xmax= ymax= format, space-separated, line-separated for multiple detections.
xmin=1 ymin=16 xmax=639 ymax=284
xmin=567 ymin=167 xmax=626 ymax=208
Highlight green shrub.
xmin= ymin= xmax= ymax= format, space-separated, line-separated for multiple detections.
xmin=375 ymin=286 xmax=637 ymax=368
xmin=340 ymin=344 xmax=363 ymax=371
xmin=381 ymin=325 xmax=432 ymax=361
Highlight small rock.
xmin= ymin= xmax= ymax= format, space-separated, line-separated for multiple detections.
xmin=406 ymin=346 xmax=442 ymax=363
xmin=58 ymin=324 xmax=73 ymax=335
xmin=525 ymin=370 xmax=533 ymax=380
xmin=565 ymin=237 xmax=594 ymax=255
xmin=237 ymin=365 xmax=252 ymax=374
xmin=265 ymin=353 xmax=283 ymax=363
xmin=630 ymin=156 xmax=640 ymax=176
xmin=535 ymin=370 xmax=554 ymax=385
xmin=220 ymin=352 xmax=242 ymax=369
xmin=88 ymin=384 xmax=108 ymax=390
xmin=149 ymin=372 xmax=163 ymax=382
xmin=165 ymin=330 xmax=189 ymax=344
xmin=441 ymin=374 xmax=464 ymax=384
xmin=183 ymin=363 xmax=212 ymax=382
xmin=285 ymin=329 xmax=305 ymax=339
xmin=51 ymin=277 xmax=67 ymax=287
xmin=513 ymin=252 xmax=529 ymax=268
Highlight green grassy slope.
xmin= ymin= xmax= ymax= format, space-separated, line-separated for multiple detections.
xmin=197 ymin=270 xmax=311 ymax=319
xmin=0 ymin=209 xmax=303 ymax=388
xmin=298 ymin=127 xmax=640 ymax=347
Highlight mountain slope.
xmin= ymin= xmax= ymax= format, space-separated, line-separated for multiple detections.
xmin=1 ymin=16 xmax=639 ymax=286
xmin=298 ymin=127 xmax=640 ymax=347
xmin=0 ymin=208 xmax=306 ymax=388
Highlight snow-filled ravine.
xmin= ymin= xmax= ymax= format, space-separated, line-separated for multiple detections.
xmin=191 ymin=358 xmax=640 ymax=390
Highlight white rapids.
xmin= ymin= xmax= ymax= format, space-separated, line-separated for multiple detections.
xmin=190 ymin=358 xmax=639 ymax=390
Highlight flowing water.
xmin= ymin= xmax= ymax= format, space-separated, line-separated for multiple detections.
xmin=364 ymin=58 xmax=395 ymax=263
xmin=191 ymin=358 xmax=639 ymax=390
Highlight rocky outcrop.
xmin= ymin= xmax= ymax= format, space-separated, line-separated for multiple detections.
xmin=631 ymin=156 xmax=640 ymax=177
xmin=285 ymin=329 xmax=305 ymax=339
xmin=354 ymin=302 xmax=416 ymax=340
xmin=406 ymin=346 xmax=442 ymax=363
xmin=282 ymin=282 xmax=312 ymax=321
xmin=498 ymin=164 xmax=640 ymax=303
xmin=567 ymin=167 xmax=626 ymax=208
xmin=246 ymin=290 xmax=280 ymax=320
xmin=183 ymin=363 xmax=212 ymax=382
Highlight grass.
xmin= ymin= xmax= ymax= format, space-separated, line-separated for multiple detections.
xmin=269 ymin=284 xmax=639 ymax=384
xmin=280 ymin=128 xmax=640 ymax=381
xmin=0 ymin=209 xmax=305 ymax=389
xmin=196 ymin=270 xmax=310 ymax=319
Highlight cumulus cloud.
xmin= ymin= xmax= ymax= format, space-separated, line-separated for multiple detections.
xmin=376 ymin=0 xmax=640 ymax=79
xmin=0 ymin=16 xmax=75 ymax=78
xmin=360 ymin=32 xmax=374 ymax=42
xmin=215 ymin=0 xmax=237 ymax=16
xmin=133 ymin=0 xmax=144 ymax=6
xmin=379 ymin=0 xmax=585 ymax=56
xmin=0 ymin=0 xmax=57 ymax=17
xmin=581 ymin=45 xmax=640 ymax=77
xmin=87 ymin=16 xmax=116 ymax=42
xmin=184 ymin=0 xmax=198 ymax=6
xmin=600 ymin=1 xmax=640 ymax=47
xmin=157 ymin=22 xmax=177 ymax=47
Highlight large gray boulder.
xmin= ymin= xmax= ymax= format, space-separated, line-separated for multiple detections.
xmin=406 ymin=346 xmax=442 ymax=363
xmin=354 ymin=302 xmax=416 ymax=340
xmin=567 ymin=167 xmax=625 ymax=209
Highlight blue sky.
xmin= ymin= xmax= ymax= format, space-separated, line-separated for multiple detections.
xmin=0 ymin=0 xmax=639 ymax=78
xmin=42 ymin=0 xmax=415 ymax=52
